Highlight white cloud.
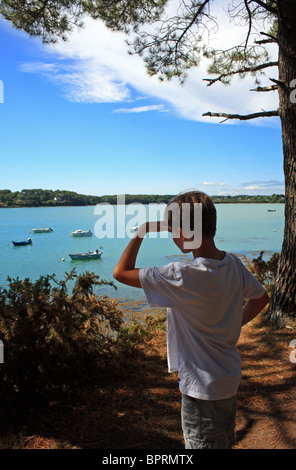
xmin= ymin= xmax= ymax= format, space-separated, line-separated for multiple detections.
xmin=244 ymin=185 xmax=270 ymax=191
xmin=20 ymin=59 xmax=131 ymax=103
xmin=19 ymin=1 xmax=279 ymax=124
xmin=242 ymin=180 xmax=284 ymax=189
xmin=202 ymin=179 xmax=285 ymax=195
xmin=113 ymin=104 xmax=168 ymax=113
xmin=20 ymin=62 xmax=59 ymax=74
xmin=238 ymin=180 xmax=285 ymax=194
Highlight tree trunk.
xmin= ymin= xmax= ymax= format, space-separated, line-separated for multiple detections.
xmin=267 ymin=0 xmax=296 ymax=325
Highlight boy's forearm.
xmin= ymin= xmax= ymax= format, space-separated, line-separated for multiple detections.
xmin=113 ymin=222 xmax=170 ymax=287
xmin=242 ymin=292 xmax=270 ymax=326
xmin=113 ymin=224 xmax=148 ymax=287
xmin=114 ymin=232 xmax=144 ymax=272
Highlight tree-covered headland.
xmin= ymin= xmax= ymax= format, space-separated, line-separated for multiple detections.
xmin=0 ymin=189 xmax=285 ymax=207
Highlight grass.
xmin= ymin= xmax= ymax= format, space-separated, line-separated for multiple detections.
xmin=0 ymin=308 xmax=295 ymax=450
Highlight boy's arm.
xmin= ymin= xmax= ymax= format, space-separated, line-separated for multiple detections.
xmin=242 ymin=291 xmax=270 ymax=326
xmin=113 ymin=222 xmax=169 ymax=288
xmin=113 ymin=228 xmax=145 ymax=288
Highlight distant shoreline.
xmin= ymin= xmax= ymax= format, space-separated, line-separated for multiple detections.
xmin=0 ymin=189 xmax=285 ymax=208
xmin=0 ymin=201 xmax=285 ymax=208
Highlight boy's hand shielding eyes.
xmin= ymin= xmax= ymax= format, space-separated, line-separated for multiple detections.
xmin=137 ymin=221 xmax=172 ymax=236
xmin=113 ymin=221 xmax=171 ymax=288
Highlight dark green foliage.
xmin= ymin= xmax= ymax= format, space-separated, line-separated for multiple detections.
xmin=85 ymin=0 xmax=168 ymax=33
xmin=116 ymin=314 xmax=166 ymax=354
xmin=0 ymin=189 xmax=285 ymax=207
xmin=205 ymin=46 xmax=271 ymax=86
xmin=0 ymin=270 xmax=123 ymax=426
xmin=0 ymin=0 xmax=85 ymax=43
xmin=248 ymin=251 xmax=280 ymax=293
xmin=0 ymin=0 xmax=167 ymax=42
xmin=0 ymin=188 xmax=101 ymax=206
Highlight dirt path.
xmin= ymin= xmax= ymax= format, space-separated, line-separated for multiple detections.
xmin=138 ymin=314 xmax=296 ymax=450
xmin=233 ymin=317 xmax=296 ymax=449
xmin=1 ymin=315 xmax=295 ymax=450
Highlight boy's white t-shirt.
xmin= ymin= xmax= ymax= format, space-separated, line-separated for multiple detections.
xmin=139 ymin=252 xmax=265 ymax=401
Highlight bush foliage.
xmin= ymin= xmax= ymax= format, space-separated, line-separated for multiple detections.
xmin=0 ymin=270 xmax=123 ymax=424
xmin=247 ymin=251 xmax=279 ymax=294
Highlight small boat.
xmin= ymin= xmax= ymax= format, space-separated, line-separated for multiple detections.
xmin=71 ymin=230 xmax=92 ymax=237
xmin=32 ymin=227 xmax=53 ymax=233
xmin=69 ymin=250 xmax=102 ymax=260
xmin=267 ymin=209 xmax=276 ymax=212
xmin=12 ymin=238 xmax=33 ymax=246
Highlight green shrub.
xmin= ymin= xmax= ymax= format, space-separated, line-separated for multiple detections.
xmin=0 ymin=270 xmax=123 ymax=425
xmin=248 ymin=251 xmax=279 ymax=294
xmin=116 ymin=313 xmax=166 ymax=355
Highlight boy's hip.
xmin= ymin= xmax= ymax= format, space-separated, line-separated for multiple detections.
xmin=181 ymin=393 xmax=237 ymax=449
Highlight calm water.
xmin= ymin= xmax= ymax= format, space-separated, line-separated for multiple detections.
xmin=0 ymin=204 xmax=284 ymax=309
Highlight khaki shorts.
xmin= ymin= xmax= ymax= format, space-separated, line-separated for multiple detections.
xmin=181 ymin=393 xmax=237 ymax=449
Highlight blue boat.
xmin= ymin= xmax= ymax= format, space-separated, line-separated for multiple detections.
xmin=69 ymin=250 xmax=102 ymax=260
xmin=12 ymin=238 xmax=33 ymax=246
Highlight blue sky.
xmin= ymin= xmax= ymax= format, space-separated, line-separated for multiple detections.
xmin=0 ymin=4 xmax=284 ymax=197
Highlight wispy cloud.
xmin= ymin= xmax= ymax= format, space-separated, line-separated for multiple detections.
xmin=242 ymin=180 xmax=284 ymax=191
xmin=20 ymin=62 xmax=59 ymax=74
xmin=244 ymin=185 xmax=269 ymax=191
xmin=20 ymin=60 xmax=131 ymax=103
xmin=113 ymin=104 xmax=168 ymax=114
xmin=201 ymin=180 xmax=285 ymax=196
xmin=229 ymin=180 xmax=285 ymax=195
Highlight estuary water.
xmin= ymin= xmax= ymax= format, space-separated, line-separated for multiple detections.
xmin=0 ymin=203 xmax=284 ymax=309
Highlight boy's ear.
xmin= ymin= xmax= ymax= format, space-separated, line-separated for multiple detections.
xmin=179 ymin=227 xmax=192 ymax=241
xmin=171 ymin=226 xmax=182 ymax=238
xmin=179 ymin=227 xmax=185 ymax=240
xmin=173 ymin=227 xmax=182 ymax=237
xmin=179 ymin=227 xmax=189 ymax=242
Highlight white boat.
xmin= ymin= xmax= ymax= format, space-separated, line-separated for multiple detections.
xmin=71 ymin=229 xmax=92 ymax=237
xmin=32 ymin=227 xmax=53 ymax=233
xmin=129 ymin=224 xmax=139 ymax=232
xmin=69 ymin=250 xmax=102 ymax=260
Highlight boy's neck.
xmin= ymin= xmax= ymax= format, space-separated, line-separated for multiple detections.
xmin=191 ymin=238 xmax=225 ymax=261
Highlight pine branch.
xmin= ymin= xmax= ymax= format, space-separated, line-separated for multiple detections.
xmin=269 ymin=77 xmax=287 ymax=89
xmin=250 ymin=85 xmax=278 ymax=91
xmin=250 ymin=0 xmax=278 ymax=15
xmin=202 ymin=109 xmax=279 ymax=123
xmin=203 ymin=61 xmax=278 ymax=86
xmin=255 ymin=38 xmax=277 ymax=45
xmin=175 ymin=0 xmax=211 ymax=49
xmin=255 ymin=31 xmax=278 ymax=44
xmin=244 ymin=0 xmax=253 ymax=50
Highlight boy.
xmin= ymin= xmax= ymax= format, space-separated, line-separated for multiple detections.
xmin=113 ymin=191 xmax=269 ymax=449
